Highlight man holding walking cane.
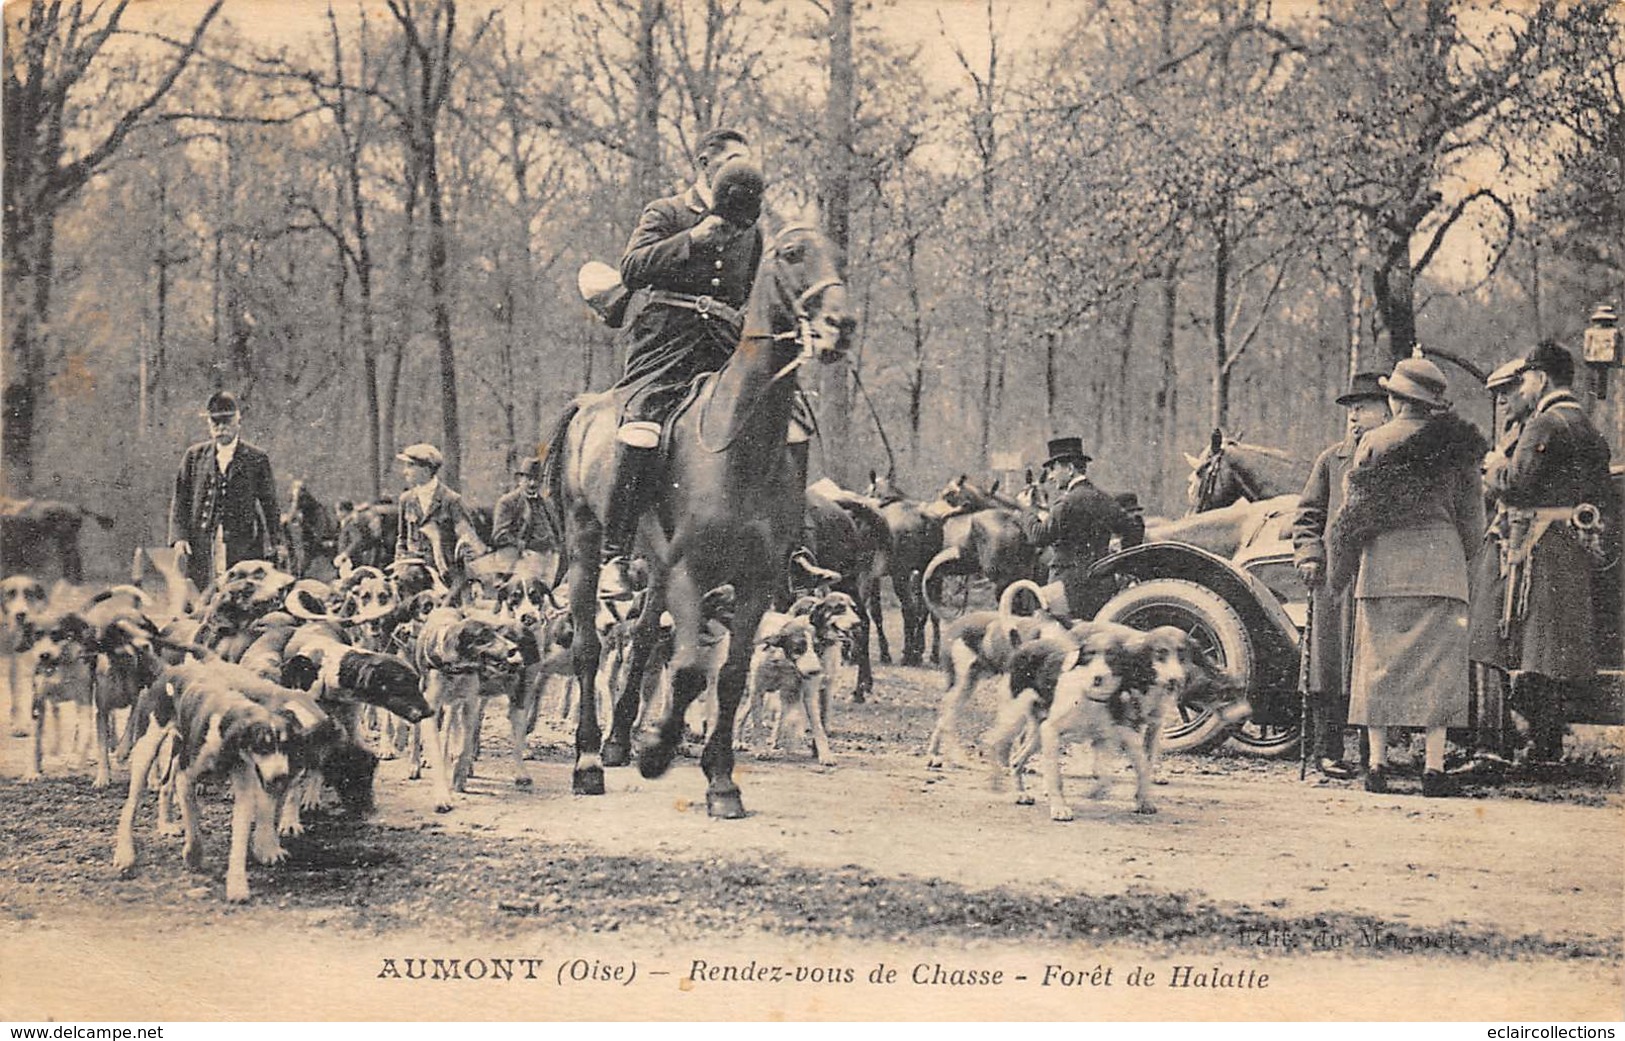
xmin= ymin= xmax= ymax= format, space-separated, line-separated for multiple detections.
xmin=1291 ymin=372 xmax=1391 ymax=780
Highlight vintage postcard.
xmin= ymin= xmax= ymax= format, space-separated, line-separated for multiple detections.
xmin=2 ymin=0 xmax=1621 ymax=1023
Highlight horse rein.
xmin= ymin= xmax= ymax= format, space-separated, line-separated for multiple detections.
xmin=697 ymin=225 xmax=846 ymax=454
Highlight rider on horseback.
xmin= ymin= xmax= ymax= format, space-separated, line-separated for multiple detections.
xmin=599 ymin=127 xmax=833 ymax=599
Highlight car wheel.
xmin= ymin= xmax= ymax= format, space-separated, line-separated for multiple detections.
xmin=1095 ymin=577 xmax=1255 ymax=754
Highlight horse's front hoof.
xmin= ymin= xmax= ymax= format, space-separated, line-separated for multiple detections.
xmin=706 ymin=789 xmax=746 ymax=819
xmin=637 ymin=738 xmax=676 ymax=780
xmin=601 ymin=740 xmax=630 ymax=768
xmin=851 ymin=687 xmax=868 ymax=705
xmin=572 ymin=766 xmax=604 ymax=796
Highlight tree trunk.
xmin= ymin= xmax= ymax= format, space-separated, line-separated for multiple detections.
xmin=633 ymin=0 xmax=663 ymax=209
xmin=818 ymin=0 xmax=855 ymax=486
xmin=424 ymin=144 xmax=461 ymax=486
xmin=1373 ymin=223 xmax=1417 ymax=365
xmin=1211 ymin=214 xmax=1231 ymax=432
xmin=1153 ymin=254 xmax=1180 ymax=511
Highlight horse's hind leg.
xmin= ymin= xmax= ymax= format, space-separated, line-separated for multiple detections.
xmin=868 ymin=577 xmax=891 ymax=665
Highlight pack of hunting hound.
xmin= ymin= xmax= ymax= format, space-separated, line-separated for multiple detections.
xmin=0 ymin=466 xmax=1234 ymax=907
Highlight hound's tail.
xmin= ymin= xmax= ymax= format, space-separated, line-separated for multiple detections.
xmin=997 ymin=579 xmax=1047 ymax=618
xmin=920 ymin=547 xmax=963 ymax=622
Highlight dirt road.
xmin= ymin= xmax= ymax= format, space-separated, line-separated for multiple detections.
xmin=1 ymin=661 xmax=1620 ymax=1021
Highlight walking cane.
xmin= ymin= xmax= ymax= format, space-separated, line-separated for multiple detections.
xmin=1297 ymin=592 xmax=1316 ymax=781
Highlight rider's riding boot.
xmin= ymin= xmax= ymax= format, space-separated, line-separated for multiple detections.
xmin=599 ymin=423 xmax=661 ymax=601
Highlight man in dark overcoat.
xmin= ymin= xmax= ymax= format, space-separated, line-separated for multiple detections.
xmin=598 ymin=127 xmax=766 ymax=598
xmin=1021 ymin=437 xmax=1145 ymax=617
xmin=1290 ymin=372 xmax=1390 ymax=780
xmin=1483 ymin=341 xmax=1614 ymax=761
xmin=393 ymin=443 xmax=488 ymax=587
xmin=168 ymin=391 xmax=281 ymax=592
xmin=491 ymin=457 xmax=553 ymax=556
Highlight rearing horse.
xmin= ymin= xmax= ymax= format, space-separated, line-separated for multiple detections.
xmin=543 ymin=222 xmax=853 ymax=817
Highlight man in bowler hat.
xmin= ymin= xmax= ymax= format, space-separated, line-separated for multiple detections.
xmin=1021 ymin=436 xmax=1145 ymax=617
xmin=491 ymin=457 xmax=554 ymax=557
xmin=168 ymin=391 xmax=281 ymax=591
xmin=1291 ymin=372 xmax=1391 ymax=779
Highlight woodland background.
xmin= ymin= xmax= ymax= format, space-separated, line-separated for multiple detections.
xmin=4 ymin=0 xmax=1623 ymax=574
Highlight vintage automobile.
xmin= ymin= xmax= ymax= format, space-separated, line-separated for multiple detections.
xmin=1068 ymin=467 xmax=1625 ymax=756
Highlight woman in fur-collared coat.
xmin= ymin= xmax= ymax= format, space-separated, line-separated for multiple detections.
xmin=1327 ymin=355 xmax=1487 ymax=797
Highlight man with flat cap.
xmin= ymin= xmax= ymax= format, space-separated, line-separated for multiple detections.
xmin=1483 ymin=341 xmax=1614 ymax=762
xmin=168 ymin=391 xmax=282 ymax=592
xmin=1291 ymin=372 xmax=1391 ymax=780
xmin=393 ymin=442 xmax=488 ymax=585
xmin=596 ymin=127 xmax=768 ymax=599
xmin=491 ymin=457 xmax=554 ymax=557
xmin=1021 ymin=436 xmax=1145 ymax=618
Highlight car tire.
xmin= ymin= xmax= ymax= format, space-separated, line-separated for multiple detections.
xmin=1095 ymin=577 xmax=1255 ymax=754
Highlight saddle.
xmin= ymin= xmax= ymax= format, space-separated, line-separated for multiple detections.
xmin=653 ymin=374 xmax=818 ymax=458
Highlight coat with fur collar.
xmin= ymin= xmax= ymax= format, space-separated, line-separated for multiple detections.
xmin=1327 ymin=411 xmax=1487 ymax=596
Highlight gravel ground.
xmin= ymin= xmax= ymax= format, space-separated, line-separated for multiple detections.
xmin=1 ymin=653 xmax=1620 ymax=1021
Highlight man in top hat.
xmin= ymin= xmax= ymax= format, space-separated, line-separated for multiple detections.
xmin=1482 ymin=341 xmax=1614 ymax=762
xmin=598 ymin=127 xmax=767 ymax=599
xmin=1329 ymin=353 xmax=1487 ymax=796
xmin=1291 ymin=372 xmax=1391 ymax=779
xmin=491 ymin=457 xmax=554 ymax=557
xmin=168 ymin=390 xmax=282 ymax=592
xmin=393 ymin=442 xmax=488 ymax=584
xmin=1020 ymin=436 xmax=1145 ymax=618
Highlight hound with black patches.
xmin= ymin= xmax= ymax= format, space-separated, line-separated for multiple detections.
xmin=786 ymin=589 xmax=861 ymax=729
xmin=987 ymin=622 xmax=1166 ymax=819
xmin=113 ymin=659 xmax=329 ymax=902
xmin=924 ymin=580 xmax=1069 ymax=769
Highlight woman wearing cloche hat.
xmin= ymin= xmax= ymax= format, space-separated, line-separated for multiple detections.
xmin=1326 ymin=352 xmax=1487 ymax=797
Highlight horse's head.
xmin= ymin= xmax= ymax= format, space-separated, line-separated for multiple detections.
xmin=1016 ymin=468 xmax=1047 ymax=512
xmin=866 ymin=469 xmax=905 ymax=504
xmin=756 ymin=223 xmax=854 ymax=364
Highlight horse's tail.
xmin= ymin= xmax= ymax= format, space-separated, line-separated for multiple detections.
xmin=920 ymin=546 xmax=963 ymax=622
xmin=997 ymin=578 xmax=1047 ymax=618
xmin=538 ymin=400 xmax=581 ymax=588
xmin=830 ymin=494 xmax=892 ymax=565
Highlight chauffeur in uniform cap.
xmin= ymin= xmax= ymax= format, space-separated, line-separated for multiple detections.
xmin=1020 ymin=436 xmax=1145 ymax=617
xmin=168 ymin=390 xmax=282 ymax=592
xmin=1291 ymin=371 xmax=1391 ymax=780
xmin=1482 ymin=341 xmax=1614 ymax=761
xmin=598 ymin=127 xmax=767 ymax=599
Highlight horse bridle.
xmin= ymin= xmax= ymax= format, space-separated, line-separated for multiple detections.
xmin=697 ymin=224 xmax=846 ymax=453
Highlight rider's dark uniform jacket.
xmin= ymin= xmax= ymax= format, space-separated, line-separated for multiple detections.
xmin=491 ymin=488 xmax=553 ymax=556
xmin=615 ymin=185 xmax=764 ymax=423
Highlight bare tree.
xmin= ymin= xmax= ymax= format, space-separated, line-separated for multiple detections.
xmin=3 ymin=0 xmax=225 ymax=493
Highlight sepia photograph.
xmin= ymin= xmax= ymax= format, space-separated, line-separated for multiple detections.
xmin=1 ymin=0 xmax=1621 ymax=1023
